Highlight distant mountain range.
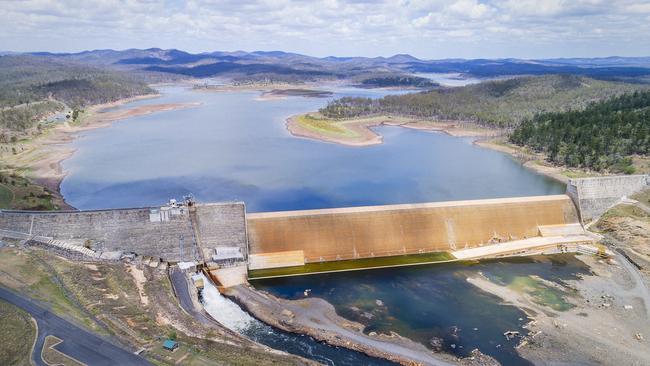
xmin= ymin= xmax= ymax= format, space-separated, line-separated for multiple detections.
xmin=4 ymin=48 xmax=650 ymax=81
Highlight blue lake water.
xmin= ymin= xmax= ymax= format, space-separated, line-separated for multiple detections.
xmin=59 ymin=85 xmax=570 ymax=365
xmin=61 ymin=86 xmax=562 ymax=210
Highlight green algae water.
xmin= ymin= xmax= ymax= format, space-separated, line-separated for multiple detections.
xmin=253 ymin=254 xmax=591 ymax=365
xmin=248 ymin=251 xmax=454 ymax=279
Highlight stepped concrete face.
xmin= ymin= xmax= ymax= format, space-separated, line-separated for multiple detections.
xmin=247 ymin=195 xmax=580 ymax=265
xmin=0 ymin=202 xmax=247 ymax=262
xmin=566 ymin=175 xmax=649 ymax=223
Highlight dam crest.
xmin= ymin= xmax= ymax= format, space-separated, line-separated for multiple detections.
xmin=0 ymin=175 xmax=647 ymax=283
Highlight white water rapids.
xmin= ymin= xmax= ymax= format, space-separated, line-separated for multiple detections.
xmin=200 ymin=273 xmax=256 ymax=332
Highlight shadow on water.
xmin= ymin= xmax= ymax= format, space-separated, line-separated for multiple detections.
xmin=253 ymin=254 xmax=591 ymax=366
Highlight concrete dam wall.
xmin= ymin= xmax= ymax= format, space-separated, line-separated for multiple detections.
xmin=247 ymin=195 xmax=580 ymax=268
xmin=566 ymin=175 xmax=649 ymax=223
xmin=0 ymin=202 xmax=247 ymax=262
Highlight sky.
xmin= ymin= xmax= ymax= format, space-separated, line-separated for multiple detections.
xmin=1 ymin=0 xmax=650 ymax=59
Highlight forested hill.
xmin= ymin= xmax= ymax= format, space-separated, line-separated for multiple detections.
xmin=510 ymin=91 xmax=650 ymax=173
xmin=0 ymin=55 xmax=155 ymax=134
xmin=319 ymin=75 xmax=646 ymax=127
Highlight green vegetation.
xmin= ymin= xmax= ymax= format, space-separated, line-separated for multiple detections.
xmin=510 ymin=91 xmax=650 ymax=173
xmin=0 ymin=248 xmax=309 ymax=366
xmin=0 ymin=299 xmax=36 ymax=366
xmin=0 ymin=248 xmax=101 ymax=332
xmin=294 ymin=114 xmax=350 ymax=135
xmin=320 ymin=75 xmax=645 ymax=127
xmin=0 ymin=170 xmax=57 ymax=210
xmin=356 ymin=75 xmax=438 ymax=88
xmin=248 ymin=252 xmax=454 ymax=279
xmin=0 ymin=100 xmax=64 ymax=135
xmin=599 ymin=204 xmax=649 ymax=222
xmin=632 ymin=188 xmax=650 ymax=207
xmin=0 ymin=55 xmax=154 ymax=135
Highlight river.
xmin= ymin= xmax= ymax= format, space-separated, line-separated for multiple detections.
xmin=59 ymin=84 xmax=569 ymax=365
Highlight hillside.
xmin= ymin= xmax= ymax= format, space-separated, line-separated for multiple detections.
xmin=510 ymin=91 xmax=650 ymax=173
xmin=0 ymin=55 xmax=155 ymax=135
xmin=318 ymin=75 xmax=647 ymax=127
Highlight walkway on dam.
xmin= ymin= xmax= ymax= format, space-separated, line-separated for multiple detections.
xmin=451 ymin=234 xmax=596 ymax=260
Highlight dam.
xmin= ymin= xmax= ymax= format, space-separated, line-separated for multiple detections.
xmin=0 ymin=175 xmax=647 ymax=281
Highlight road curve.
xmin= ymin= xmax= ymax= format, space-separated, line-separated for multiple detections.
xmin=0 ymin=286 xmax=153 ymax=366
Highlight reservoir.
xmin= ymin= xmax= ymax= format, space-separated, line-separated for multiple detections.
xmin=60 ymin=85 xmax=563 ymax=211
xmin=59 ymin=84 xmax=569 ymax=365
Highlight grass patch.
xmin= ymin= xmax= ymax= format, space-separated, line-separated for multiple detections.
xmin=599 ymin=204 xmax=649 ymax=222
xmin=631 ymin=188 xmax=650 ymax=207
xmin=0 ymin=170 xmax=56 ymax=210
xmin=561 ymin=170 xmax=595 ymax=179
xmin=42 ymin=336 xmax=85 ymax=366
xmin=249 ymin=251 xmax=454 ymax=279
xmin=294 ymin=114 xmax=352 ymax=136
xmin=0 ymin=248 xmax=101 ymax=332
xmin=0 ymin=183 xmax=13 ymax=207
xmin=0 ymin=299 xmax=36 ymax=366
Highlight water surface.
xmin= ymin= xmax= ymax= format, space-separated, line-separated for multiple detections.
xmin=59 ymin=85 xmax=570 ymax=365
xmin=254 ymin=255 xmax=590 ymax=366
xmin=61 ymin=86 xmax=562 ymax=210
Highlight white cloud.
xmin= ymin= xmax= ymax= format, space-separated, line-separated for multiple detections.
xmin=0 ymin=0 xmax=648 ymax=58
xmin=447 ymin=0 xmax=491 ymax=19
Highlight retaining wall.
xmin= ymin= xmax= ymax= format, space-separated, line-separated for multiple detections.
xmin=566 ymin=175 xmax=649 ymax=223
xmin=247 ymin=195 xmax=580 ymax=263
xmin=0 ymin=202 xmax=247 ymax=262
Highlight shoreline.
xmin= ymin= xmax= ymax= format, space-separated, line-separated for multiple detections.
xmin=285 ymin=112 xmax=606 ymax=184
xmin=473 ymin=138 xmax=597 ymax=184
xmin=3 ymin=93 xmax=200 ymax=210
xmin=223 ymin=284 xmax=497 ymax=366
xmin=466 ymin=254 xmax=650 ymax=365
xmin=286 ymin=113 xmax=501 ymax=147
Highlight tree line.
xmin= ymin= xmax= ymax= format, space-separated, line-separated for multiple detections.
xmin=510 ymin=91 xmax=650 ymax=173
xmin=319 ymin=75 xmax=645 ymax=127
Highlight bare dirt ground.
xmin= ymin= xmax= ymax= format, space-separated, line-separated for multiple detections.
xmin=467 ymin=254 xmax=650 ymax=366
xmin=225 ymin=284 xmax=499 ymax=366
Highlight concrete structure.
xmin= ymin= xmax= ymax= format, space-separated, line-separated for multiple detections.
xmin=566 ymin=175 xmax=649 ymax=223
xmin=0 ymin=202 xmax=247 ymax=262
xmin=247 ymin=195 xmax=580 ymax=267
xmin=4 ymin=174 xmax=644 ymax=277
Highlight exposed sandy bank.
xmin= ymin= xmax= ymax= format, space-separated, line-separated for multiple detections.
xmin=466 ymin=255 xmax=650 ymax=365
xmin=3 ymin=94 xmax=199 ymax=209
xmin=286 ymin=114 xmax=502 ymax=147
xmin=224 ymin=284 xmax=499 ymax=366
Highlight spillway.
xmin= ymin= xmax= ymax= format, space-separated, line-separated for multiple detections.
xmin=246 ymin=195 xmax=581 ymax=271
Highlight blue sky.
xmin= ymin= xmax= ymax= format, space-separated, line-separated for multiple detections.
xmin=1 ymin=0 xmax=649 ymax=59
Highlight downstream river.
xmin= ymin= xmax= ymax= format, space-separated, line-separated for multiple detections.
xmin=60 ymin=84 xmax=570 ymax=365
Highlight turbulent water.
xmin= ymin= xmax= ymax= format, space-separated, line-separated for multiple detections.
xmin=201 ymin=274 xmax=396 ymax=365
xmin=59 ymin=84 xmax=569 ymax=365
